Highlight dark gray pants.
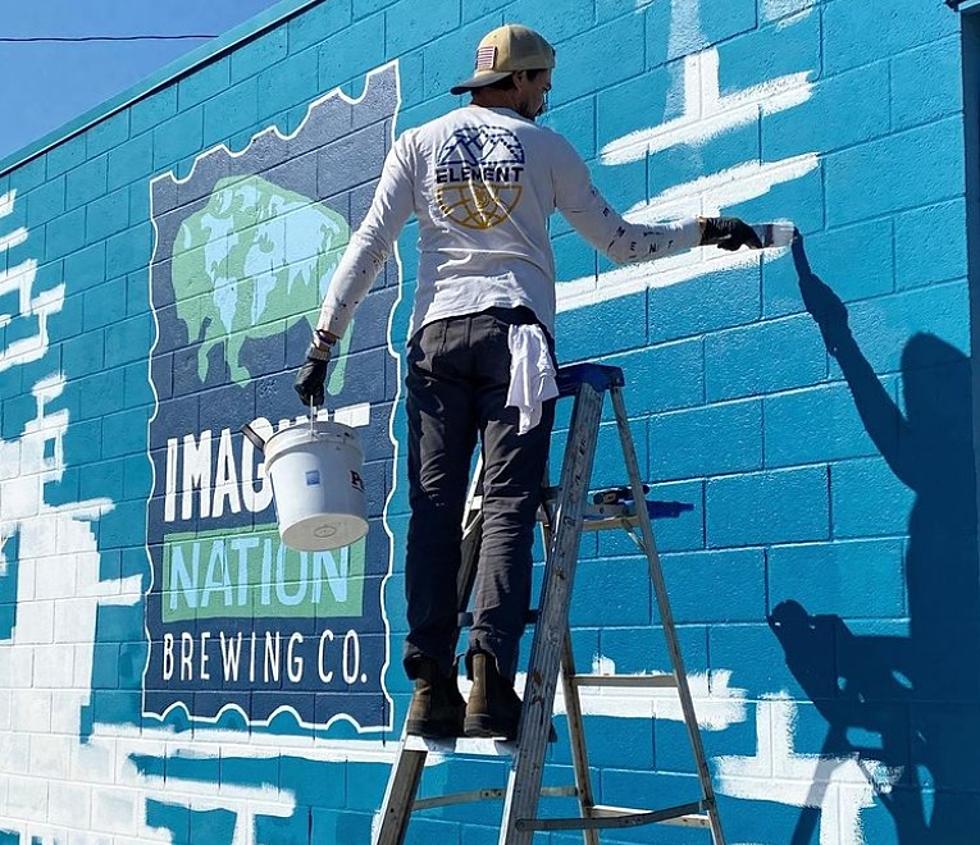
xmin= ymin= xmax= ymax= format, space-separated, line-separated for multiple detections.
xmin=403 ymin=306 xmax=556 ymax=684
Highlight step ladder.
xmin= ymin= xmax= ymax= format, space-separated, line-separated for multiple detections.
xmin=373 ymin=363 xmax=726 ymax=844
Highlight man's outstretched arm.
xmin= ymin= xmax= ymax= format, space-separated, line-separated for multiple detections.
xmin=552 ymin=135 xmax=760 ymax=264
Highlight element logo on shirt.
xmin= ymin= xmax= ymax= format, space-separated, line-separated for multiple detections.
xmin=435 ymin=126 xmax=525 ymax=230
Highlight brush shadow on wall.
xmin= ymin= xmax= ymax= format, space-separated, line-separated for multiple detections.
xmin=770 ymin=235 xmax=980 ymax=843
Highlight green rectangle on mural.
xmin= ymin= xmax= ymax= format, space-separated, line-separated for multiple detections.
xmin=161 ymin=523 xmax=365 ymax=622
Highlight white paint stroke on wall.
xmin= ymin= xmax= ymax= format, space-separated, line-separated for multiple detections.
xmin=715 ymin=694 xmax=903 ymax=845
xmin=556 ymin=7 xmax=817 ymax=314
xmin=0 ymin=376 xmax=147 ymax=839
xmin=0 ymin=227 xmax=27 ymax=254
xmin=0 ymin=190 xmax=15 ymax=218
xmin=667 ymin=0 xmax=703 ymax=58
xmin=601 ymin=50 xmax=812 ymax=166
xmin=762 ymin=0 xmax=816 ymax=25
xmin=556 ymin=154 xmax=815 ymax=311
xmin=0 ymin=250 xmax=65 ymax=373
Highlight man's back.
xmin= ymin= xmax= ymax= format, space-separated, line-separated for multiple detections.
xmin=399 ymin=105 xmax=570 ymax=336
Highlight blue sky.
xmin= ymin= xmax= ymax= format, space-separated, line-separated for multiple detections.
xmin=0 ymin=0 xmax=285 ymax=162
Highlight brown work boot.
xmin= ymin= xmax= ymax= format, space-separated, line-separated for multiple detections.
xmin=405 ymin=656 xmax=465 ymax=738
xmin=463 ymin=650 xmax=523 ymax=739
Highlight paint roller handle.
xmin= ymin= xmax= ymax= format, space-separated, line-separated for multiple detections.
xmin=241 ymin=422 xmax=267 ymax=452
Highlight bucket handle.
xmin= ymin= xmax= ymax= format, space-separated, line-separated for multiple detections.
xmin=241 ymin=401 xmax=322 ymax=453
xmin=241 ymin=422 xmax=266 ymax=453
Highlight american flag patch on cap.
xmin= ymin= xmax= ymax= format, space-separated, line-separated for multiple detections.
xmin=476 ymin=44 xmax=497 ymax=70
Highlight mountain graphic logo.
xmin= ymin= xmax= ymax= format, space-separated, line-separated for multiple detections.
xmin=435 ymin=126 xmax=525 ymax=230
xmin=438 ymin=126 xmax=525 ymax=166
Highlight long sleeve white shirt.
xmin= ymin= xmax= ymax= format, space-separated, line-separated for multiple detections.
xmin=317 ymin=104 xmax=702 ymax=340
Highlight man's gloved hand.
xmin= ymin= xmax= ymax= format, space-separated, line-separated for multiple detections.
xmin=699 ymin=216 xmax=764 ymax=251
xmin=294 ymin=333 xmax=335 ymax=407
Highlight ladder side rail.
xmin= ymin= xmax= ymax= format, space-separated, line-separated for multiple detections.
xmin=559 ymin=631 xmax=600 ymax=845
xmin=517 ymin=801 xmax=707 ymax=832
xmin=539 ymin=496 xmax=600 ymax=845
xmin=373 ymin=748 xmax=428 ymax=845
xmin=499 ymin=382 xmax=605 ymax=845
xmin=608 ymin=386 xmax=726 ymax=845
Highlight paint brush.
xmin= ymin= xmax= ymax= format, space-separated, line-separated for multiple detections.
xmin=750 ymin=220 xmax=797 ymax=248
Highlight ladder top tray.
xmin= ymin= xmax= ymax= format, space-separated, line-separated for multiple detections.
xmin=555 ymin=363 xmax=625 ymax=397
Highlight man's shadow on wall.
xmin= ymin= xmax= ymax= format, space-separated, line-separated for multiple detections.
xmin=769 ymin=235 xmax=980 ymax=843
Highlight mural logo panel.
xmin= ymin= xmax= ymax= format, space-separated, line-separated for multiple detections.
xmin=143 ymin=63 xmax=400 ymax=732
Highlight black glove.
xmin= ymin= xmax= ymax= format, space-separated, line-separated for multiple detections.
xmin=294 ymin=344 xmax=331 ymax=407
xmin=699 ymin=216 xmax=764 ymax=251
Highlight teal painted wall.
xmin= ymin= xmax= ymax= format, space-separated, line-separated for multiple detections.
xmin=0 ymin=0 xmax=977 ymax=842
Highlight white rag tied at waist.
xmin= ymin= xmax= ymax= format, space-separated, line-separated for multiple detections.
xmin=505 ymin=324 xmax=559 ymax=435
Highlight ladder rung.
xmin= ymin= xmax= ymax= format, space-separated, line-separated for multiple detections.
xmin=590 ymin=803 xmax=712 ymax=828
xmin=517 ymin=800 xmax=708 ymax=832
xmin=580 ymin=515 xmax=641 ymax=532
xmin=571 ymin=673 xmax=677 ymax=688
xmin=414 ymin=784 xmax=577 ymax=811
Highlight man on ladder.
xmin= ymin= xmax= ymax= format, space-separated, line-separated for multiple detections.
xmin=294 ymin=23 xmax=763 ymax=742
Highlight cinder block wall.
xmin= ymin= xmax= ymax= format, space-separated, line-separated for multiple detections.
xmin=0 ymin=0 xmax=976 ymax=842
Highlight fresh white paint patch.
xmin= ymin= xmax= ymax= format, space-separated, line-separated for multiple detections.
xmin=667 ymin=0 xmax=704 ymax=59
xmin=762 ymin=0 xmax=816 ymax=24
xmin=601 ymin=50 xmax=812 ymax=165
xmin=0 ymin=189 xmax=141 ymax=840
xmin=715 ymin=694 xmax=903 ymax=845
xmin=0 ymin=227 xmax=27 ymax=254
xmin=0 ymin=254 xmax=65 ymax=373
xmin=333 ymin=401 xmax=371 ymax=428
xmin=558 ymin=4 xmax=817 ymax=315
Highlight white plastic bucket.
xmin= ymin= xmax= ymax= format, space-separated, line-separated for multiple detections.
xmin=263 ymin=420 xmax=368 ymax=552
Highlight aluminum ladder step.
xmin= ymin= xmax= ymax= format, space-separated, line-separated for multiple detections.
xmin=403 ymin=735 xmax=517 ymax=757
xmin=571 ymin=672 xmax=677 ymax=688
xmin=518 ymin=800 xmax=713 ymax=832
xmin=413 ymin=784 xmax=577 ymax=811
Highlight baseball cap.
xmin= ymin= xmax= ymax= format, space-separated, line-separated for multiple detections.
xmin=450 ymin=24 xmax=556 ymax=95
